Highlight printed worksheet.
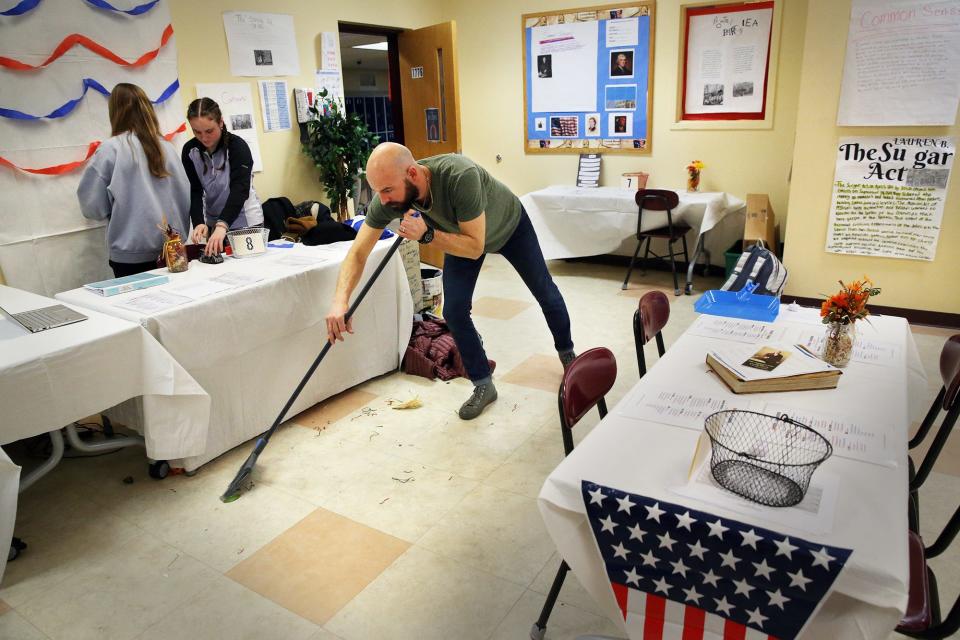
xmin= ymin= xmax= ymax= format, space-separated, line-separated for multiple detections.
xmin=617 ymin=388 xmax=738 ymax=430
xmin=688 ymin=315 xmax=787 ymax=343
xmin=118 ymin=291 xmax=192 ymax=314
xmin=795 ymin=330 xmax=901 ymax=367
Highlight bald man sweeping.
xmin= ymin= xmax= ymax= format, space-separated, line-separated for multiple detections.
xmin=326 ymin=143 xmax=575 ymax=420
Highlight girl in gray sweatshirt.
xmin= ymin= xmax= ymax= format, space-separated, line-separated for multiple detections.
xmin=77 ymin=83 xmax=190 ymax=278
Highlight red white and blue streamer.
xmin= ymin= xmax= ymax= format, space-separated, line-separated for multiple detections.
xmin=0 ymin=23 xmax=173 ymax=70
xmin=0 ymin=77 xmax=179 ymax=120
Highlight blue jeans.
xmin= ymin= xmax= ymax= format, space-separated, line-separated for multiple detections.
xmin=442 ymin=209 xmax=573 ymax=384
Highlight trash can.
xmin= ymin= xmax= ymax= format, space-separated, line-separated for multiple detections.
xmin=421 ymin=267 xmax=443 ymax=315
xmin=724 ymin=242 xmax=743 ymax=280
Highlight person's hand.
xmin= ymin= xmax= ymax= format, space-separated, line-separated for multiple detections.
xmin=205 ymin=224 xmax=228 ymax=256
xmin=397 ymin=212 xmax=427 ymax=241
xmin=325 ymin=301 xmax=352 ymax=343
xmin=191 ymin=223 xmax=209 ymax=244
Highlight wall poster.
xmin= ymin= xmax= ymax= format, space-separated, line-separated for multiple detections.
xmin=681 ymin=1 xmax=774 ymax=121
xmin=826 ymin=136 xmax=955 ymax=261
xmin=523 ymin=3 xmax=655 ymax=154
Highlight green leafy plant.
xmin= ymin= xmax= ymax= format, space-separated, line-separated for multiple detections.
xmin=301 ymin=89 xmax=380 ymax=221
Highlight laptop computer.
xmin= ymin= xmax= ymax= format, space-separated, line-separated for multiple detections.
xmin=0 ymin=303 xmax=87 ymax=333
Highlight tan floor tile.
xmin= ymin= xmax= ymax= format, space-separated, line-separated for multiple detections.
xmin=0 ymin=600 xmax=8 ymax=616
xmin=228 ymin=508 xmax=409 ymax=626
xmin=0 ymin=609 xmax=47 ymax=640
xmin=502 ymin=354 xmax=564 ymax=393
xmin=138 ymin=575 xmax=318 ymax=640
xmin=291 ymin=389 xmax=379 ymax=430
xmin=472 ymin=296 xmax=532 ymax=320
xmin=490 ymin=589 xmax=622 ymax=640
xmin=325 ymin=545 xmax=524 ymax=640
xmin=617 ymin=283 xmax=678 ymax=299
xmin=911 ymin=324 xmax=959 ymax=338
xmin=910 ymin=415 xmax=960 ymax=477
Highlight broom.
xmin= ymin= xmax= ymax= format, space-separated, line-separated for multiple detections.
xmin=221 ymin=234 xmax=405 ymax=502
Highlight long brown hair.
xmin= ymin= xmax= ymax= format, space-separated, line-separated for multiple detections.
xmin=186 ymin=97 xmax=228 ymax=172
xmin=108 ymin=83 xmax=169 ymax=178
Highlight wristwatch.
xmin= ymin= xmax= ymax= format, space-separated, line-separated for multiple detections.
xmin=419 ymin=227 xmax=435 ymax=245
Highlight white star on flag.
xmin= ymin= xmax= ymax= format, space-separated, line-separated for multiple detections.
xmin=702 ymin=569 xmax=721 ymax=587
xmin=624 ymin=566 xmax=641 ymax=586
xmin=645 ymin=502 xmax=666 ymax=523
xmin=719 ymin=549 xmax=740 ymax=570
xmin=753 ymin=559 xmax=775 ymax=580
xmin=714 ymin=596 xmax=735 ymax=616
xmin=675 ymin=511 xmax=696 ymax=530
xmin=747 ymin=607 xmax=768 ymax=627
xmin=767 ymin=588 xmax=790 ymax=610
xmin=640 ymin=549 xmax=658 ymax=567
xmin=811 ymin=546 xmax=836 ymax=570
xmin=628 ymin=523 xmax=644 ymax=542
xmin=653 ymin=577 xmax=671 ymax=595
xmin=687 ymin=540 xmax=708 ymax=560
xmin=612 ymin=542 xmax=630 ymax=560
xmin=774 ymin=536 xmax=798 ymax=559
xmin=588 ymin=487 xmax=606 ymax=505
xmin=733 ymin=577 xmax=754 ymax=597
xmin=670 ymin=558 xmax=690 ymax=578
xmin=616 ymin=495 xmax=636 ymax=514
xmin=657 ymin=531 xmax=676 ymax=551
xmin=600 ymin=515 xmax=618 ymax=533
xmin=788 ymin=568 xmax=812 ymax=591
xmin=707 ymin=519 xmax=729 ymax=539
xmin=683 ymin=585 xmax=703 ymax=604
xmin=740 ymin=528 xmax=763 ymax=549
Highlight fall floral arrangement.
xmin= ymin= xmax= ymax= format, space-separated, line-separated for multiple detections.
xmin=820 ymin=277 xmax=881 ymax=325
xmin=686 ymin=160 xmax=704 ymax=191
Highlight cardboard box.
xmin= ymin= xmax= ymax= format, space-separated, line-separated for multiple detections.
xmin=620 ymin=172 xmax=649 ymax=190
xmin=743 ymin=193 xmax=778 ymax=255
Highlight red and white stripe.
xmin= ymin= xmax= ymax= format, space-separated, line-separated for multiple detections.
xmin=612 ymin=583 xmax=779 ymax=640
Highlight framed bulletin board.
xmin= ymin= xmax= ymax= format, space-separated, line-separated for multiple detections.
xmin=522 ymin=3 xmax=656 ymax=155
xmin=680 ymin=1 xmax=774 ymax=121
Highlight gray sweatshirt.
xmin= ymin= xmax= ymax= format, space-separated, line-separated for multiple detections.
xmin=77 ymin=132 xmax=190 ymax=263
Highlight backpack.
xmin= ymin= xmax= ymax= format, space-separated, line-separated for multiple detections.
xmin=721 ymin=241 xmax=787 ymax=297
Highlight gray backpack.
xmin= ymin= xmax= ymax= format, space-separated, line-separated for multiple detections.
xmin=721 ymin=241 xmax=787 ymax=297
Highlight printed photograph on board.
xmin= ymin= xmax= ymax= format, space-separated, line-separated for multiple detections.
xmin=609 ymin=49 xmax=634 ymax=78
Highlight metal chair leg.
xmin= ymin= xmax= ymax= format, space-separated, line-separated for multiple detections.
xmin=532 ymin=561 xmax=570 ymax=639
xmin=622 ymin=241 xmax=643 ymax=290
xmin=668 ymin=240 xmax=681 ymax=296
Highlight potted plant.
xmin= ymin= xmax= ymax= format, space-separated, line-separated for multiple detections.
xmin=301 ymin=89 xmax=380 ymax=221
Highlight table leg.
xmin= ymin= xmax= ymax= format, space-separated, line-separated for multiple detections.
xmin=18 ymin=430 xmax=64 ymax=493
xmin=686 ymin=234 xmax=706 ymax=295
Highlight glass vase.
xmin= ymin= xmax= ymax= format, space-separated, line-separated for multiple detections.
xmin=687 ymin=171 xmax=700 ymax=192
xmin=822 ymin=321 xmax=856 ymax=368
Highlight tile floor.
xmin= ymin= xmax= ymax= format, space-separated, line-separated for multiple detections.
xmin=1 ymin=256 xmax=957 ymax=640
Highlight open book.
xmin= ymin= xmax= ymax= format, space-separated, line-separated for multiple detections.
xmin=706 ymin=344 xmax=841 ymax=394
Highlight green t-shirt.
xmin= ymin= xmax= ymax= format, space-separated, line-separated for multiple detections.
xmin=363 ymin=154 xmax=521 ymax=253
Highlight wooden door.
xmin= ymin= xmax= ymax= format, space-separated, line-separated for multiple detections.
xmin=398 ymin=22 xmax=461 ymax=268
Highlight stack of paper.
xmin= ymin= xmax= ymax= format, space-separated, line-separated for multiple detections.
xmin=576 ymin=154 xmax=601 ymax=188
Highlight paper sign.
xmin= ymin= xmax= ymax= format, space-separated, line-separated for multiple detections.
xmin=222 ymin=12 xmax=301 ymax=77
xmin=258 ymin=80 xmax=291 ymax=131
xmin=196 ymin=83 xmax=264 ymax=172
xmin=425 ymin=108 xmax=440 ymax=142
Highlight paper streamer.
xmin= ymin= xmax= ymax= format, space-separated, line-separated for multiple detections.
xmin=84 ymin=0 xmax=159 ymax=15
xmin=0 ymin=122 xmax=186 ymax=175
xmin=0 ymin=0 xmax=40 ymax=16
xmin=0 ymin=77 xmax=179 ymax=120
xmin=0 ymin=23 xmax=173 ymax=71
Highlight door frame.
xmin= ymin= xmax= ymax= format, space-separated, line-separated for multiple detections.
xmin=338 ymin=22 xmax=406 ymax=145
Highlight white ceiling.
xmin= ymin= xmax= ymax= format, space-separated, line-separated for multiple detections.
xmin=339 ymin=33 xmax=389 ymax=72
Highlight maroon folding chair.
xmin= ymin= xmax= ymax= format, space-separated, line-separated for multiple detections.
xmin=623 ymin=189 xmax=690 ymax=296
xmin=634 ymin=290 xmax=670 ymax=378
xmin=532 ymin=348 xmax=618 ymax=640
xmin=908 ymin=335 xmax=960 ymax=532
xmin=898 ymin=504 xmax=960 ymax=638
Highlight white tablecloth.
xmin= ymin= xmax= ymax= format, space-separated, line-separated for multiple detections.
xmin=520 ymin=186 xmax=746 ymax=266
xmin=539 ymin=306 xmax=920 ymax=639
xmin=56 ymin=240 xmax=413 ymax=471
xmin=0 ymin=284 xmax=209 ymax=584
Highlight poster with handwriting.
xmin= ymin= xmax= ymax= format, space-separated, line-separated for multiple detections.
xmin=825 ymin=136 xmax=954 ymax=261
xmin=838 ymin=0 xmax=960 ymax=126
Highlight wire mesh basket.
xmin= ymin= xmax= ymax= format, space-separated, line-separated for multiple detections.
xmin=226 ymin=227 xmax=269 ymax=258
xmin=704 ymin=410 xmax=833 ymax=507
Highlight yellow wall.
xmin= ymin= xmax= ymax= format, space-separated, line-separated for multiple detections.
xmin=343 ymin=69 xmax=391 ymax=95
xmin=441 ymin=0 xmax=808 ymax=226
xmin=782 ymin=0 xmax=960 ymax=313
xmin=168 ymin=0 xmax=441 ymax=205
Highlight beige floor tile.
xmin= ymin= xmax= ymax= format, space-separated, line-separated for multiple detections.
xmin=17 ymin=535 xmax=219 ymax=640
xmin=0 ymin=599 xmax=9 ymax=615
xmin=490 ymin=589 xmax=623 ymax=640
xmin=418 ymin=484 xmax=556 ymax=586
xmin=228 ymin=508 xmax=408 ymax=625
xmin=325 ymin=545 xmax=524 ymax=640
xmin=308 ymin=630 xmax=345 ymax=640
xmin=290 ymin=389 xmax=380 ymax=430
xmin=617 ymin=283 xmax=678 ymax=299
xmin=472 ymin=296 xmax=533 ymax=320
xmin=138 ymin=575 xmax=318 ymax=640
xmin=0 ymin=609 xmax=47 ymax=640
xmin=485 ymin=427 xmax=567 ymax=500
xmin=911 ymin=324 xmax=959 ymax=338
xmin=502 ymin=354 xmax=565 ymax=393
xmin=529 ymin=553 xmax=611 ymax=619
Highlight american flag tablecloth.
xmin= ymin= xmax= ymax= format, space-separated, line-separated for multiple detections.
xmin=582 ymin=481 xmax=853 ymax=640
